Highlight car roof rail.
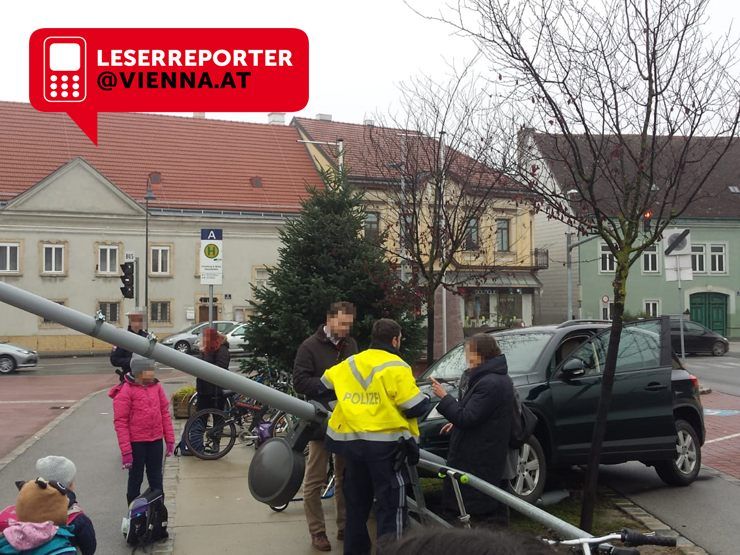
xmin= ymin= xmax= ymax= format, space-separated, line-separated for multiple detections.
xmin=556 ymin=319 xmax=612 ymax=328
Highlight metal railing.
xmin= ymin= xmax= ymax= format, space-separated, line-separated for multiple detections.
xmin=533 ymin=248 xmax=549 ymax=269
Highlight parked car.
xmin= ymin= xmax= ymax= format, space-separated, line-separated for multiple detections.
xmin=670 ymin=319 xmax=729 ymax=356
xmin=418 ymin=317 xmax=705 ymax=504
xmin=0 ymin=342 xmax=39 ymax=374
xmin=160 ymin=321 xmax=238 ymax=354
xmin=194 ymin=323 xmax=250 ymax=355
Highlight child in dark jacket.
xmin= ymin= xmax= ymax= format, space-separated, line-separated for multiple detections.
xmin=112 ymin=354 xmax=175 ymax=504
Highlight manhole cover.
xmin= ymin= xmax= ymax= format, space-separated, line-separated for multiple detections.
xmin=50 ymin=406 xmax=70 ymax=410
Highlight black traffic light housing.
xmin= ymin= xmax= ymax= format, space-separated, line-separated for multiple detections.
xmin=642 ymin=208 xmax=654 ymax=232
xmin=120 ymin=262 xmax=135 ymax=299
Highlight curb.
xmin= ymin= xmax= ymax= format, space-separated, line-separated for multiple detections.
xmin=605 ymin=489 xmax=707 ymax=554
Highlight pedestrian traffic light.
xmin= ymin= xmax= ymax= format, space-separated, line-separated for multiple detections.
xmin=642 ymin=208 xmax=654 ymax=232
xmin=120 ymin=262 xmax=135 ymax=299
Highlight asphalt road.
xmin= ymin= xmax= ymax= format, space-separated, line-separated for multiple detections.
xmin=682 ymin=354 xmax=740 ymax=396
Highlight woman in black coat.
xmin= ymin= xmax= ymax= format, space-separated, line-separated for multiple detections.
xmin=431 ymin=333 xmax=514 ymax=522
xmin=197 ymin=328 xmax=230 ymax=412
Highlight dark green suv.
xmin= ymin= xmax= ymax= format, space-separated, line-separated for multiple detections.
xmin=418 ymin=317 xmax=705 ymax=503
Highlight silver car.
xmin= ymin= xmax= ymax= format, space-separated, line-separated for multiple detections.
xmin=161 ymin=321 xmax=238 ymax=354
xmin=0 ymin=343 xmax=39 ymax=374
xmin=193 ymin=322 xmax=250 ymax=355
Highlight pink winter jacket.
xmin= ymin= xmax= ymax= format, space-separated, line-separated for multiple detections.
xmin=112 ymin=379 xmax=175 ymax=456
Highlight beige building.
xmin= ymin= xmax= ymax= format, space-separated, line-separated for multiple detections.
xmin=0 ymin=103 xmax=322 ymax=353
xmin=293 ymin=116 xmax=546 ymax=351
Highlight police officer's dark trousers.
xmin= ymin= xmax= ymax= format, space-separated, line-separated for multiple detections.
xmin=342 ymin=448 xmax=407 ymax=555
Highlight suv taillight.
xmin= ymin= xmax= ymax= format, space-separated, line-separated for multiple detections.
xmin=689 ymin=374 xmax=700 ymax=391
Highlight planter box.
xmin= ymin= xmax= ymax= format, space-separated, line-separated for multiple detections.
xmin=171 ymin=392 xmax=194 ymax=419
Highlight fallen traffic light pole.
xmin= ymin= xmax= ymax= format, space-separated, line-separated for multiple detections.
xmin=0 ymin=282 xmax=595 ymax=543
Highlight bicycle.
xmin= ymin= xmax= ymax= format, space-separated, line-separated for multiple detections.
xmin=183 ymin=368 xmax=297 ymax=460
xmin=542 ymin=528 xmax=677 ymax=554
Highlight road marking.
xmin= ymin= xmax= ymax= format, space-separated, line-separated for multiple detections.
xmin=706 ymin=432 xmax=740 ymax=444
xmin=0 ymin=400 xmax=78 ymax=404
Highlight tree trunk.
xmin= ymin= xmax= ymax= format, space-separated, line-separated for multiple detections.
xmin=426 ymin=291 xmax=436 ymax=364
xmin=579 ymin=258 xmax=629 ymax=532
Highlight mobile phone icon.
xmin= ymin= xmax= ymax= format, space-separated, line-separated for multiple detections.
xmin=43 ymin=36 xmax=86 ymax=103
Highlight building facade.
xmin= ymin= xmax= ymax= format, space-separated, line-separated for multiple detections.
xmin=0 ymin=103 xmax=322 ymax=352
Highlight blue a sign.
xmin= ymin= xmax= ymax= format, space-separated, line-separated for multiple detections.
xmin=201 ymin=228 xmax=223 ymax=240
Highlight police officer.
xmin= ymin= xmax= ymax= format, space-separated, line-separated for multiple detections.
xmin=320 ymin=319 xmax=430 ymax=555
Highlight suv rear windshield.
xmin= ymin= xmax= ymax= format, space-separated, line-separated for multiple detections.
xmin=423 ymin=331 xmax=553 ymax=381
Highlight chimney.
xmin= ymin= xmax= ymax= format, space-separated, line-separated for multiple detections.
xmin=193 ymin=112 xmax=205 ymax=119
xmin=364 ymin=118 xmax=374 ymax=126
xmin=316 ymin=113 xmax=333 ymax=121
xmin=268 ymin=112 xmax=286 ymax=125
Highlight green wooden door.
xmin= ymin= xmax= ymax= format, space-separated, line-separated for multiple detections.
xmin=690 ymin=293 xmax=728 ymax=336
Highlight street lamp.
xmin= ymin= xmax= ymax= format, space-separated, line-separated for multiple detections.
xmin=144 ymin=172 xmax=160 ymax=329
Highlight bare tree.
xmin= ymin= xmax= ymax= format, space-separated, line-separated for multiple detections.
xmin=427 ymin=0 xmax=740 ymax=530
xmin=362 ymin=68 xmax=533 ymax=362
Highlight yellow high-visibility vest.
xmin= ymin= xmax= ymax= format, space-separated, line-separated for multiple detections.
xmin=320 ymin=348 xmax=426 ymax=442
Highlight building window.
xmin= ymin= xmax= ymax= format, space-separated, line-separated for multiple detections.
xmin=0 ymin=243 xmax=19 ymax=273
xmin=151 ymin=246 xmax=170 ymax=275
xmin=98 ymin=245 xmax=118 ymax=274
xmin=465 ymin=218 xmax=479 ymax=250
xmin=644 ymin=300 xmax=660 ymax=317
xmin=496 ymin=219 xmax=510 ymax=251
xmin=253 ymin=267 xmax=270 ymax=293
xmin=601 ymin=301 xmax=615 ymax=320
xmin=642 ymin=245 xmax=659 ymax=273
xmin=364 ymin=212 xmax=380 ymax=242
xmin=43 ymin=244 xmax=64 ymax=274
xmin=600 ymin=244 xmax=615 ymax=273
xmin=463 ymin=290 xmax=491 ymax=327
xmin=99 ymin=301 xmax=120 ymax=323
xmin=400 ymin=212 xmax=414 ymax=252
xmin=691 ymin=244 xmax=705 ymax=273
xmin=150 ymin=301 xmax=171 ymax=323
xmin=709 ymin=244 xmax=726 ymax=273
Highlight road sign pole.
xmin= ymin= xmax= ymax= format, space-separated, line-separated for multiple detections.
xmin=134 ymin=256 xmax=140 ymax=308
xmin=678 ymin=268 xmax=686 ymax=362
xmin=209 ymin=285 xmax=214 ymax=330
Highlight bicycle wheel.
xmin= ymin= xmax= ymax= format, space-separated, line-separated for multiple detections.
xmin=184 ymin=408 xmax=237 ymax=460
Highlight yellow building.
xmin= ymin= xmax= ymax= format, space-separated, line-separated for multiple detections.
xmin=293 ymin=115 xmax=546 ymax=346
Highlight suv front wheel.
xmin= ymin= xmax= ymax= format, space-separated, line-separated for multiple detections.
xmin=655 ymin=419 xmax=701 ymax=486
xmin=506 ymin=435 xmax=547 ymax=504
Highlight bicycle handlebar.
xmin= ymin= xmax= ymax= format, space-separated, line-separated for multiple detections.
xmin=621 ymin=529 xmax=677 ymax=547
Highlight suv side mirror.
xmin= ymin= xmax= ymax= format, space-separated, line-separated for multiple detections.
xmin=561 ymin=358 xmax=586 ymax=379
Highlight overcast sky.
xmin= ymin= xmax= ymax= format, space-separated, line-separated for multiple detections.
xmin=2 ymin=0 xmax=739 ymax=126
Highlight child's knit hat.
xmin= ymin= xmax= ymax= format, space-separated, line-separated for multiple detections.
xmin=35 ymin=456 xmax=76 ymax=488
xmin=130 ymin=354 xmax=156 ymax=376
xmin=15 ymin=478 xmax=68 ymax=525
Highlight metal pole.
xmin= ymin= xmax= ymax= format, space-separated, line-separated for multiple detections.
xmin=144 ymin=195 xmax=149 ymax=329
xmin=0 ymin=282 xmax=319 ymax=422
xmin=678 ymin=262 xmax=686 ymax=362
xmin=134 ymin=256 xmax=140 ymax=309
xmin=440 ymin=130 xmax=447 ymax=352
xmin=566 ymin=232 xmax=573 ymax=320
xmin=209 ymin=284 xmax=214 ymax=329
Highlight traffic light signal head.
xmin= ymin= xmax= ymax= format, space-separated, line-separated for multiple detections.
xmin=120 ymin=262 xmax=135 ymax=299
xmin=642 ymin=208 xmax=654 ymax=232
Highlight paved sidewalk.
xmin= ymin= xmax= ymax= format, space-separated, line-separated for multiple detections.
xmin=699 ymin=390 xmax=740 ymax=478
xmin=172 ymin=441 xmax=343 ymax=554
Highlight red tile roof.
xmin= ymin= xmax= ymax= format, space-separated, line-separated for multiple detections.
xmin=293 ymin=117 xmax=527 ymax=195
xmin=0 ymin=102 xmax=323 ymax=213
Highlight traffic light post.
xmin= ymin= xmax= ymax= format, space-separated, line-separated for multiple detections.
xmin=120 ymin=261 xmax=135 ymax=299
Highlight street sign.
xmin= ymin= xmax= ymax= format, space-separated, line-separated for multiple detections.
xmin=601 ymin=295 xmax=609 ymax=304
xmin=665 ymin=255 xmax=693 ymax=282
xmin=663 ymin=228 xmax=691 ymax=256
xmin=200 ymin=228 xmax=223 ymax=285
xmin=124 ymin=251 xmax=136 ymax=262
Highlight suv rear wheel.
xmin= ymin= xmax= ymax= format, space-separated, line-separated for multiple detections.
xmin=506 ymin=435 xmax=547 ymax=504
xmin=655 ymin=419 xmax=701 ymax=486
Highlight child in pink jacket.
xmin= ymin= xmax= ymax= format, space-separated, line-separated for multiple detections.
xmin=111 ymin=354 xmax=175 ymax=504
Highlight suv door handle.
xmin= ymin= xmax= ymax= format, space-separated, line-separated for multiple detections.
xmin=644 ymin=382 xmax=668 ymax=392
